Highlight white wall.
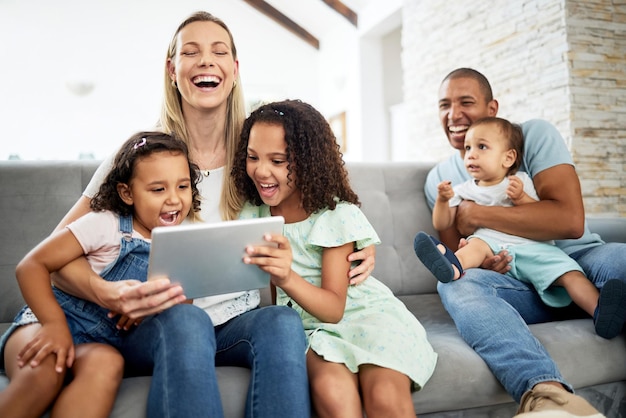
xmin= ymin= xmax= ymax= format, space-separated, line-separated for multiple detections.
xmin=316 ymin=0 xmax=403 ymax=162
xmin=0 ymin=0 xmax=321 ymax=160
xmin=1 ymin=0 xmax=404 ymax=162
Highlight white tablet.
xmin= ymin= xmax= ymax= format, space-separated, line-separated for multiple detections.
xmin=148 ymin=216 xmax=285 ymax=299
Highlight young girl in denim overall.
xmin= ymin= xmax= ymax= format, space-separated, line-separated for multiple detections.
xmin=0 ymin=132 xmax=219 ymax=418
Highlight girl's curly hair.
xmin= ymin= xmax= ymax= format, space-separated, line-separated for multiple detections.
xmin=232 ymin=99 xmax=359 ymax=214
xmin=90 ymin=131 xmax=202 ymax=219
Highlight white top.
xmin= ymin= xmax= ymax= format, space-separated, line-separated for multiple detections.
xmin=83 ymin=153 xmax=259 ymax=325
xmin=450 ymin=172 xmax=553 ymax=246
xmin=66 ymin=211 xmax=146 ymax=274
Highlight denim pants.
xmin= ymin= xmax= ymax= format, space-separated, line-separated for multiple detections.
xmin=58 ymin=215 xmax=222 ymax=417
xmin=53 ymin=215 xmax=151 ymax=347
xmin=215 ymin=305 xmax=311 ymax=418
xmin=121 ymin=304 xmax=221 ymax=418
xmin=438 ymin=241 xmax=626 ymax=402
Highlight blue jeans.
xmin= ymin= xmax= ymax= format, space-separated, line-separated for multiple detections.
xmin=438 ymin=242 xmax=626 ymax=402
xmin=215 ymin=305 xmax=310 ymax=418
xmin=121 ymin=304 xmax=222 ymax=418
xmin=570 ymin=242 xmax=626 ymax=288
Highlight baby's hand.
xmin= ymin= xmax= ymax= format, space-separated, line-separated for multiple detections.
xmin=17 ymin=321 xmax=75 ymax=373
xmin=437 ymin=180 xmax=454 ymax=202
xmin=244 ymin=234 xmax=293 ymax=287
xmin=506 ymin=176 xmax=524 ymax=203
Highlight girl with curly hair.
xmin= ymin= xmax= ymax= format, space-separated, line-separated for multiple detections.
xmin=233 ymin=99 xmax=438 ymax=418
xmin=0 ymin=132 xmax=213 ymax=418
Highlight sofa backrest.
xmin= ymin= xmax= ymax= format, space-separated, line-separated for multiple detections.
xmin=0 ymin=161 xmax=101 ymax=322
xmin=0 ymin=160 xmax=439 ymax=323
xmin=346 ymin=162 xmax=439 ymax=296
xmin=2 ymin=160 xmax=624 ymax=324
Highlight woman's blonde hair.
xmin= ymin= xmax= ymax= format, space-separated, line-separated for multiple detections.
xmin=159 ymin=11 xmax=246 ymax=220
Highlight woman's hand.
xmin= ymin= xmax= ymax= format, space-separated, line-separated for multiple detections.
xmin=347 ymin=245 xmax=376 ymax=285
xmin=102 ymin=277 xmax=187 ymax=320
xmin=17 ymin=322 xmax=75 ymax=373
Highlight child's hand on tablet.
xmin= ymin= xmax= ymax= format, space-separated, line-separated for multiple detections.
xmin=244 ymin=234 xmax=293 ymax=287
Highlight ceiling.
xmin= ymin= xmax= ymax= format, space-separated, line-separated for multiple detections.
xmin=242 ymin=0 xmax=371 ymax=49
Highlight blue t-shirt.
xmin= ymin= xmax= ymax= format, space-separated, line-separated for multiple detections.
xmin=424 ymin=119 xmax=603 ymax=255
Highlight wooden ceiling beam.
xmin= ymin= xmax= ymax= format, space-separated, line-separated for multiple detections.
xmin=321 ymin=0 xmax=358 ymax=26
xmin=242 ymin=0 xmax=320 ymax=50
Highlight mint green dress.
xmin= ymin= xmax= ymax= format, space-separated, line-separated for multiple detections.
xmin=240 ymin=201 xmax=437 ymax=390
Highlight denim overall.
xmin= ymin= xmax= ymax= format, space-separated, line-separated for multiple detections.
xmin=0 ymin=214 xmax=147 ymax=367
xmin=51 ymin=214 xmax=149 ymax=348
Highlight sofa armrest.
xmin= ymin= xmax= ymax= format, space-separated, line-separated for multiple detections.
xmin=587 ymin=217 xmax=626 ymax=243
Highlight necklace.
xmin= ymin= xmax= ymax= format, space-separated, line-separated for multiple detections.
xmin=196 ymin=148 xmax=224 ymax=177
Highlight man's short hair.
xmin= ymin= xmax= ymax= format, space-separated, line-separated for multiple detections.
xmin=442 ymin=68 xmax=494 ymax=102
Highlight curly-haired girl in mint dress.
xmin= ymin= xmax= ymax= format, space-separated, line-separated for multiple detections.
xmin=232 ymin=99 xmax=438 ymax=418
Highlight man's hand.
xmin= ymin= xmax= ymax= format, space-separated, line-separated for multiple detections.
xmin=458 ymin=238 xmax=511 ymax=274
xmin=347 ymin=245 xmax=376 ymax=285
xmin=455 ymin=200 xmax=480 ymax=236
xmin=480 ymin=251 xmax=512 ymax=274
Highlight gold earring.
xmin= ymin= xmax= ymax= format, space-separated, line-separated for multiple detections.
xmin=233 ymin=80 xmax=237 ymax=89
xmin=171 ymin=79 xmax=177 ymax=88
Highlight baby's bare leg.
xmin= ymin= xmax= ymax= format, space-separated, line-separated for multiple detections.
xmin=555 ymin=272 xmax=626 ymax=339
xmin=554 ymin=271 xmax=599 ymax=317
xmin=452 ymin=238 xmax=494 ymax=280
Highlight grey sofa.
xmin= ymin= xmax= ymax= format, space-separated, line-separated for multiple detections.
xmin=1 ymin=160 xmax=625 ymax=417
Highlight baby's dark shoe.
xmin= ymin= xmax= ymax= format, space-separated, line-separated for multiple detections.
xmin=594 ymin=278 xmax=626 ymax=339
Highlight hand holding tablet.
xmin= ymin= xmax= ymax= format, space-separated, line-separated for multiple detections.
xmin=148 ymin=216 xmax=285 ymax=299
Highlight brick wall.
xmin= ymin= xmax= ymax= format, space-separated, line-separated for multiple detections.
xmin=402 ymin=0 xmax=626 ymax=216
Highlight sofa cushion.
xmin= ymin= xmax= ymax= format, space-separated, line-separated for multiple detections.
xmin=347 ymin=162 xmax=439 ymax=296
